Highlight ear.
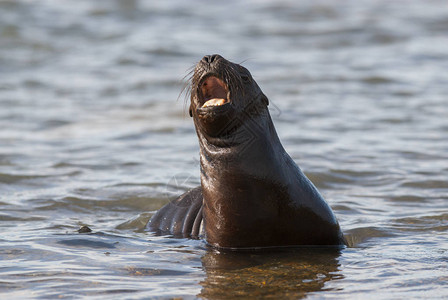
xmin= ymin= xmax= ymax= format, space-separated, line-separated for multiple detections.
xmin=261 ymin=94 xmax=269 ymax=106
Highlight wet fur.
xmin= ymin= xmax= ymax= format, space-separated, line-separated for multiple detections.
xmin=147 ymin=55 xmax=345 ymax=249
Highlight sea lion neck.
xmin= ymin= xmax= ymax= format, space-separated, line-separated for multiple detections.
xmin=198 ymin=111 xmax=288 ymax=188
xmin=197 ymin=110 xmax=278 ymax=156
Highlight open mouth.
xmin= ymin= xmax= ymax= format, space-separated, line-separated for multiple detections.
xmin=199 ymin=76 xmax=230 ymax=108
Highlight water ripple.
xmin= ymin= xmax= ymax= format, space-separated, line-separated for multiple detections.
xmin=1 ymin=0 xmax=448 ymax=298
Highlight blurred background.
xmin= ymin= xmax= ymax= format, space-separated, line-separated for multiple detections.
xmin=0 ymin=0 xmax=447 ymax=298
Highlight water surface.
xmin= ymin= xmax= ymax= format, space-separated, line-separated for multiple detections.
xmin=1 ymin=0 xmax=447 ymax=298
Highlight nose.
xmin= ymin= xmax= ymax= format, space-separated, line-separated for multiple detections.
xmin=202 ymin=54 xmax=221 ymax=64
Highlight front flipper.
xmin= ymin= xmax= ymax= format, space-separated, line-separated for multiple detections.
xmin=146 ymin=186 xmax=204 ymax=238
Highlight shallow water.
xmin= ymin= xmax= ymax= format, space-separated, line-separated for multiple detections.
xmin=1 ymin=0 xmax=447 ymax=299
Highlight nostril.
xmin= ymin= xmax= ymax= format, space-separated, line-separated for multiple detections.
xmin=209 ymin=54 xmax=219 ymax=63
xmin=202 ymin=54 xmax=220 ymax=64
xmin=202 ymin=55 xmax=210 ymax=63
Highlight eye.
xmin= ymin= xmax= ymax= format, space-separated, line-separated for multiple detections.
xmin=241 ymin=74 xmax=251 ymax=83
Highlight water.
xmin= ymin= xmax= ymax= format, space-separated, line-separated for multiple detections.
xmin=1 ymin=0 xmax=447 ymax=298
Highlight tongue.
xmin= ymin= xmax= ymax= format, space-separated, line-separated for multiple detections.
xmin=202 ymin=98 xmax=227 ymax=107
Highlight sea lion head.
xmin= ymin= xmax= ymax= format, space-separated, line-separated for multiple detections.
xmin=189 ymin=55 xmax=269 ymax=144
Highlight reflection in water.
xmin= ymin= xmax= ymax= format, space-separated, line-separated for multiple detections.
xmin=199 ymin=248 xmax=343 ymax=299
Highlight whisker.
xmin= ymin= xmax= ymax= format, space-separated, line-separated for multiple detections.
xmin=239 ymin=58 xmax=252 ymax=65
xmin=178 ymin=66 xmax=196 ymax=115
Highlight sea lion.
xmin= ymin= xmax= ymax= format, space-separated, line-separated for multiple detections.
xmin=147 ymin=54 xmax=345 ymax=249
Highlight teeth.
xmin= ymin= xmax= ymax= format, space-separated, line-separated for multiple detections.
xmin=202 ymin=98 xmax=228 ymax=107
